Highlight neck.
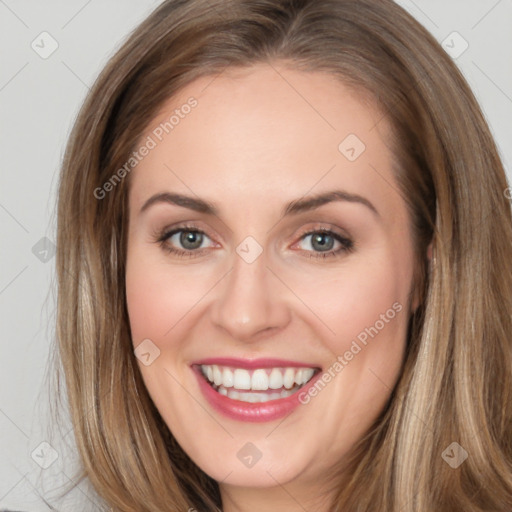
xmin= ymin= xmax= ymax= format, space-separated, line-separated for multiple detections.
xmin=219 ymin=479 xmax=334 ymax=512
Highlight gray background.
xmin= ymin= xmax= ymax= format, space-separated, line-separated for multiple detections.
xmin=1 ymin=0 xmax=511 ymax=510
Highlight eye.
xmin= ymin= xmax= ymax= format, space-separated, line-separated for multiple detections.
xmin=171 ymin=230 xmax=207 ymax=251
xmin=293 ymin=228 xmax=354 ymax=259
xmin=156 ymin=225 xmax=216 ymax=258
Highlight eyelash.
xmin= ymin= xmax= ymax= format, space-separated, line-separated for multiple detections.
xmin=154 ymin=223 xmax=354 ymax=260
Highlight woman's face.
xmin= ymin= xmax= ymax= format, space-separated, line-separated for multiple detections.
xmin=126 ymin=63 xmax=418 ymax=508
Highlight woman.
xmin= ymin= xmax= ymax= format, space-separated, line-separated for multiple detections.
xmin=52 ymin=0 xmax=512 ymax=510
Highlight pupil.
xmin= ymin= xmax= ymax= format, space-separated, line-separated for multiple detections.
xmin=180 ymin=231 xmax=202 ymax=250
xmin=312 ymin=233 xmax=333 ymax=251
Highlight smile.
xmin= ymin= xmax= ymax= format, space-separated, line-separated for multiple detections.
xmin=191 ymin=357 xmax=323 ymax=422
xmin=200 ymin=364 xmax=317 ymax=403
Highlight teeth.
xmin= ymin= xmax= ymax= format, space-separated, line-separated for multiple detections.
xmin=301 ymin=368 xmax=315 ymax=383
xmin=200 ymin=364 xmax=317 ymax=393
xmin=251 ymin=369 xmax=269 ymax=390
xmin=228 ymin=389 xmax=240 ymax=400
xmin=213 ymin=365 xmax=223 ymax=386
xmin=223 ymin=367 xmax=234 ymax=388
xmin=283 ymin=368 xmax=295 ymax=389
xmin=233 ymin=369 xmax=252 ymax=390
xmin=222 ymin=386 xmax=298 ymax=403
xmin=269 ymin=368 xmax=283 ymax=389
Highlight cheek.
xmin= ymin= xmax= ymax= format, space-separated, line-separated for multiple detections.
xmin=288 ymin=262 xmax=410 ymax=439
xmin=283 ymin=248 xmax=411 ymax=418
xmin=284 ymin=255 xmax=410 ymax=354
xmin=125 ymin=252 xmax=212 ymax=345
xmin=318 ymin=254 xmax=411 ymax=410
xmin=330 ymin=272 xmax=405 ymax=351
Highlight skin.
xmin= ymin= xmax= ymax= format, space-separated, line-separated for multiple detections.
xmin=125 ymin=62 xmax=426 ymax=512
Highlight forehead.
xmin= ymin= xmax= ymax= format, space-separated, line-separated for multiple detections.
xmin=128 ymin=63 xmax=398 ymax=216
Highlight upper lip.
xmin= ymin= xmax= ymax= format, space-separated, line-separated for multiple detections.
xmin=191 ymin=357 xmax=322 ymax=369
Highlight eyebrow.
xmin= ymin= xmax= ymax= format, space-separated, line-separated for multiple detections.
xmin=140 ymin=190 xmax=379 ymax=218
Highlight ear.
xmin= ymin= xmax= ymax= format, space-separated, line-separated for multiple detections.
xmin=426 ymin=242 xmax=433 ymax=262
xmin=411 ymin=241 xmax=433 ymax=313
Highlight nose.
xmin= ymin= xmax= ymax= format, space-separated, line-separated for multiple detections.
xmin=209 ymin=249 xmax=292 ymax=343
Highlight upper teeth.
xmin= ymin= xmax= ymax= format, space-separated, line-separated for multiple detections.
xmin=200 ymin=365 xmax=316 ymax=391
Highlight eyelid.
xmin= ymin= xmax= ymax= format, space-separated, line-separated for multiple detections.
xmin=155 ymin=221 xmax=218 ymax=244
xmin=290 ymin=222 xmax=352 ymax=245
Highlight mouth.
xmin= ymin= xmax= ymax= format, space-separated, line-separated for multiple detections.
xmin=193 ymin=362 xmax=321 ymax=404
xmin=190 ymin=357 xmax=324 ymax=422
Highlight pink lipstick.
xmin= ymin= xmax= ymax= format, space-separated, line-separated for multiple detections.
xmin=191 ymin=357 xmax=322 ymax=422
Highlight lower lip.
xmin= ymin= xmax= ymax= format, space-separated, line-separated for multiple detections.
xmin=192 ymin=365 xmax=322 ymax=422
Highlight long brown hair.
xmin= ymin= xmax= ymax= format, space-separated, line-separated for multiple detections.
xmin=54 ymin=0 xmax=512 ymax=510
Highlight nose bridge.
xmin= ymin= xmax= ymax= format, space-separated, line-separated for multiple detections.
xmin=209 ymin=242 xmax=290 ymax=341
